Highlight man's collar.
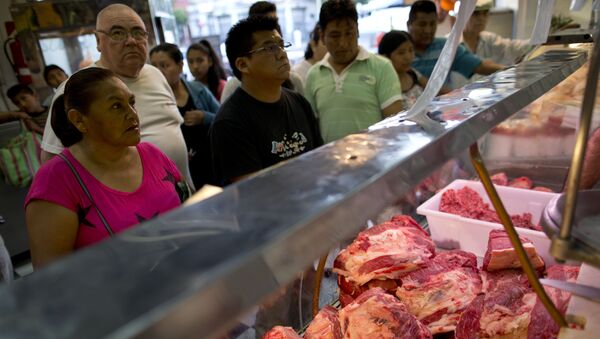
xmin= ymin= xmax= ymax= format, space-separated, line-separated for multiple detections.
xmin=317 ymin=46 xmax=370 ymax=69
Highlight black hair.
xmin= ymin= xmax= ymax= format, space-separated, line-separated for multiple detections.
xmin=304 ymin=24 xmax=322 ymax=60
xmin=7 ymin=84 xmax=34 ymax=101
xmin=43 ymin=64 xmax=67 ymax=83
xmin=248 ymin=1 xmax=277 ymax=17
xmin=187 ymin=40 xmax=227 ymax=98
xmin=52 ymin=67 xmax=116 ymax=147
xmin=225 ymin=15 xmax=281 ymax=80
xmin=378 ymin=30 xmax=413 ymax=56
xmin=149 ymin=43 xmax=184 ymax=64
xmin=408 ymin=0 xmax=437 ymax=24
xmin=319 ymin=0 xmax=358 ymax=33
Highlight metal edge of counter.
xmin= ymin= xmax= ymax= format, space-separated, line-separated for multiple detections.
xmin=0 ymin=49 xmax=588 ymax=339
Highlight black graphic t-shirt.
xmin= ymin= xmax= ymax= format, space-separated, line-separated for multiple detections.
xmin=210 ymin=87 xmax=323 ymax=185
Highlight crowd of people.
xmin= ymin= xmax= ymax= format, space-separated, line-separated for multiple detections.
xmin=2 ymin=0 xmax=534 ymax=268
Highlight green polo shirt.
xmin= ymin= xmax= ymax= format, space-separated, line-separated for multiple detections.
xmin=304 ymin=47 xmax=404 ymax=143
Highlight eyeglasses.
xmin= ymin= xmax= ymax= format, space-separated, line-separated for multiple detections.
xmin=96 ymin=28 xmax=149 ymax=42
xmin=246 ymin=41 xmax=292 ymax=56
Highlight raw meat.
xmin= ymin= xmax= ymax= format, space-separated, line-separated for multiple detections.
xmin=526 ymin=265 xmax=580 ymax=339
xmin=339 ymin=287 xmax=432 ymax=339
xmin=334 ymin=215 xmax=435 ymax=286
xmin=482 ymin=230 xmax=545 ymax=272
xmin=304 ymin=305 xmax=342 ymax=339
xmin=262 ymin=326 xmax=301 ymax=339
xmin=396 ymin=250 xmax=482 ymax=334
xmin=509 ymin=176 xmax=534 ymax=189
xmin=439 ymin=186 xmax=539 ymax=230
xmin=455 ymin=271 xmax=537 ymax=339
xmin=337 ymin=275 xmax=400 ymax=307
xmin=491 ymin=172 xmax=509 ymax=186
xmin=480 ymin=269 xmax=532 ymax=293
xmin=533 ymin=186 xmax=554 ymax=192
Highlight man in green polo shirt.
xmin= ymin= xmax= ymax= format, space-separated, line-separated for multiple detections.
xmin=305 ymin=0 xmax=405 ymax=143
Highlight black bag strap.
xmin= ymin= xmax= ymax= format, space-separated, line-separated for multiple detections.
xmin=57 ymin=153 xmax=114 ymax=236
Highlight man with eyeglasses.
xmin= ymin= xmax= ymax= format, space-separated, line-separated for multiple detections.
xmin=304 ymin=0 xmax=406 ymax=144
xmin=39 ymin=3 xmax=193 ymax=187
xmin=210 ymin=15 xmax=323 ymax=185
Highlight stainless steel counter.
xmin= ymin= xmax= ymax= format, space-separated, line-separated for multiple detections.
xmin=0 ymin=49 xmax=587 ymax=339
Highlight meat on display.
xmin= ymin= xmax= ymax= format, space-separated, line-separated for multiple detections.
xmin=439 ymin=186 xmax=541 ymax=231
xmin=304 ymin=305 xmax=342 ymax=339
xmin=338 ymin=287 xmax=432 ymax=339
xmin=262 ymin=326 xmax=302 ymax=339
xmin=333 ymin=215 xmax=435 ymax=302
xmin=396 ymin=250 xmax=482 ymax=334
xmin=482 ymin=229 xmax=545 ymax=272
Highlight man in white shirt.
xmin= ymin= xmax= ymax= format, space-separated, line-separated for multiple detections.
xmin=40 ymin=4 xmax=192 ymax=186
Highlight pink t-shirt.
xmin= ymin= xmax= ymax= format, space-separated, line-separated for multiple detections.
xmin=26 ymin=142 xmax=182 ymax=249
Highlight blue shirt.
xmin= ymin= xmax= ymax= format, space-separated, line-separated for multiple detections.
xmin=412 ymin=38 xmax=482 ymax=80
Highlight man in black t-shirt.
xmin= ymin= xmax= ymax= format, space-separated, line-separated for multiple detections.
xmin=210 ymin=15 xmax=323 ymax=186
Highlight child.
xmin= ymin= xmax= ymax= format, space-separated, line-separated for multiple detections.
xmin=42 ymin=65 xmax=69 ymax=107
xmin=378 ymin=30 xmax=449 ymax=108
xmin=7 ymin=84 xmax=48 ymax=134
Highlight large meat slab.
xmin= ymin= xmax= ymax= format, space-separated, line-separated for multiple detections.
xmin=396 ymin=250 xmax=482 ymax=334
xmin=339 ymin=287 xmax=432 ymax=339
xmin=304 ymin=305 xmax=342 ymax=339
xmin=482 ymin=230 xmax=545 ymax=272
xmin=334 ymin=216 xmax=435 ymax=287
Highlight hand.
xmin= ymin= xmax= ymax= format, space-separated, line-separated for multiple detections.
xmin=183 ymin=110 xmax=205 ymax=126
xmin=12 ymin=111 xmax=29 ymax=120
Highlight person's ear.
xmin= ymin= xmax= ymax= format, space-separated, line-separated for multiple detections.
xmin=95 ymin=32 xmax=101 ymax=52
xmin=177 ymin=61 xmax=184 ymax=74
xmin=67 ymin=109 xmax=88 ymax=133
xmin=235 ymin=56 xmax=250 ymax=76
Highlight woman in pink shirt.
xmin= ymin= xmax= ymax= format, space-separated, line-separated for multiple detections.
xmin=25 ymin=67 xmax=184 ymax=269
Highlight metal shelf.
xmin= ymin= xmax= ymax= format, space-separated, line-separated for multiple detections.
xmin=0 ymin=49 xmax=587 ymax=339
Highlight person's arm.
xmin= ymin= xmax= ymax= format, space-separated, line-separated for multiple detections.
xmin=23 ymin=118 xmax=45 ymax=134
xmin=382 ymin=100 xmax=406 ymax=118
xmin=417 ymin=74 xmax=451 ymax=95
xmin=473 ymin=59 xmax=505 ymax=76
xmin=26 ymin=200 xmax=79 ymax=269
xmin=0 ymin=111 xmax=28 ymax=124
xmin=377 ymin=59 xmax=406 ymax=117
xmin=581 ymin=127 xmax=600 ymax=189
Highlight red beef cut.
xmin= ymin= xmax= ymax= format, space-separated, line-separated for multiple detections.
xmin=482 ymin=230 xmax=545 ymax=272
xmin=334 ymin=216 xmax=435 ymax=287
xmin=509 ymin=176 xmax=534 ymax=189
xmin=262 ymin=326 xmax=301 ymax=339
xmin=491 ymin=172 xmax=509 ymax=186
xmin=533 ymin=186 xmax=554 ymax=193
xmin=304 ymin=305 xmax=342 ymax=339
xmin=339 ymin=287 xmax=432 ymax=339
xmin=439 ymin=186 xmax=539 ymax=230
xmin=526 ymin=265 xmax=580 ymax=339
xmin=337 ymin=275 xmax=400 ymax=307
xmin=396 ymin=250 xmax=482 ymax=334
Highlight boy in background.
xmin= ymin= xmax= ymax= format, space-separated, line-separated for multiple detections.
xmin=6 ymin=84 xmax=48 ymax=134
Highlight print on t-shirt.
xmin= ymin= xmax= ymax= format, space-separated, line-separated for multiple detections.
xmin=271 ymin=132 xmax=308 ymax=158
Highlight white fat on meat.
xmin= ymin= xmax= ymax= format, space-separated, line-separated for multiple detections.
xmin=334 ymin=219 xmax=434 ymax=286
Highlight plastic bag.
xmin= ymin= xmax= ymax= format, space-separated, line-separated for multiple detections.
xmin=0 ymin=130 xmax=42 ymax=187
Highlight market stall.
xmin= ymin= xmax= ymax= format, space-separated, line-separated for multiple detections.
xmin=0 ymin=41 xmax=594 ymax=338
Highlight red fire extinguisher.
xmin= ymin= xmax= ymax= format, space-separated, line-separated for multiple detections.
xmin=3 ymin=22 xmax=32 ymax=85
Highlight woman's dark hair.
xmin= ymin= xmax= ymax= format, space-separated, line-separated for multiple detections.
xmin=43 ymin=64 xmax=67 ymax=82
xmin=248 ymin=1 xmax=276 ymax=16
xmin=187 ymin=40 xmax=227 ymax=97
xmin=304 ymin=24 xmax=322 ymax=60
xmin=319 ymin=0 xmax=358 ymax=33
xmin=378 ymin=30 xmax=413 ymax=56
xmin=52 ymin=67 xmax=116 ymax=147
xmin=149 ymin=43 xmax=184 ymax=64
xmin=225 ymin=15 xmax=281 ymax=80
xmin=408 ymin=0 xmax=437 ymax=24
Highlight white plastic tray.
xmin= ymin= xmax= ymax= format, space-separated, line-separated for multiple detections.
xmin=416 ymin=179 xmax=560 ymax=264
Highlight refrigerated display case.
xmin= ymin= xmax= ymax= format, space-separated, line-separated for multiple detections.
xmin=0 ymin=42 xmax=597 ymax=338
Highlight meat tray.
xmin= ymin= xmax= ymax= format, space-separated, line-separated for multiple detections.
xmin=416 ymin=179 xmax=559 ymax=264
